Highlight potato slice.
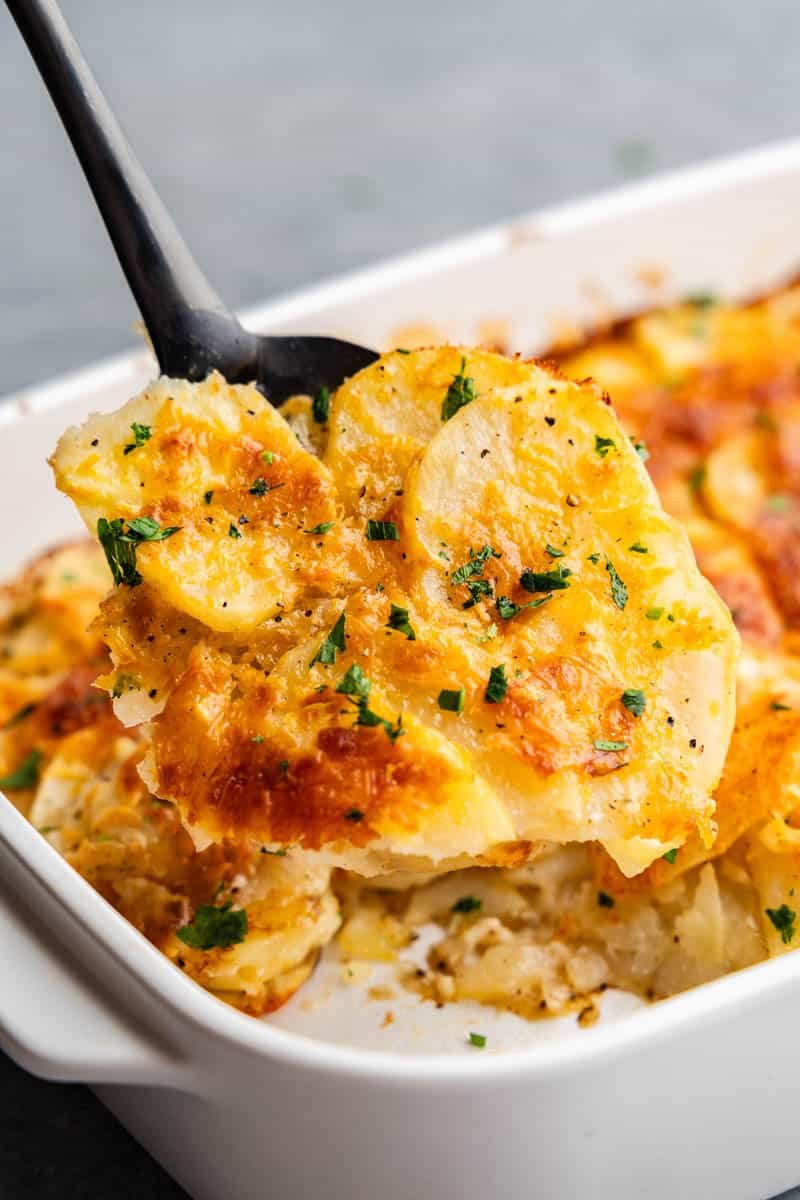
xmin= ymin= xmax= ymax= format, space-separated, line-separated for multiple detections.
xmin=324 ymin=348 xmax=534 ymax=517
xmin=51 ymin=373 xmax=376 ymax=634
xmin=399 ymin=370 xmax=738 ymax=873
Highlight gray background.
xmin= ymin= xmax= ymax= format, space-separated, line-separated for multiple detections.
xmin=1 ymin=0 xmax=800 ymax=1195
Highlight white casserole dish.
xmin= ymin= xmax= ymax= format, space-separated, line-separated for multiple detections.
xmin=3 ymin=140 xmax=800 ymax=1200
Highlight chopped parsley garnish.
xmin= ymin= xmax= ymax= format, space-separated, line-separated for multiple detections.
xmin=468 ymin=1032 xmax=487 ymax=1048
xmin=630 ymin=436 xmax=650 ymax=462
xmin=545 ymin=543 xmax=564 ymax=558
xmin=685 ymin=291 xmax=717 ymax=310
xmin=251 ymin=735 xmax=264 ymax=743
xmin=605 ymin=559 xmax=628 ymax=610
xmin=438 ymin=687 xmax=465 ymax=715
xmin=662 ymin=848 xmax=679 ymax=864
xmin=652 ymin=639 xmax=664 ymax=649
xmin=345 ymin=809 xmax=364 ymax=823
xmin=597 ymin=891 xmax=615 ymax=909
xmin=249 ymin=476 xmax=282 ymax=496
xmin=123 ymin=422 xmax=151 ymax=454
xmin=462 ymin=579 xmax=493 ymax=608
xmin=495 ymin=594 xmax=551 ymax=620
xmin=629 ymin=542 xmax=648 ymax=553
xmin=450 ymin=545 xmax=500 ymax=607
xmin=594 ymin=739 xmax=628 ymax=752
xmin=261 ymin=450 xmax=275 ymax=464
xmin=688 ymin=463 xmax=706 ymax=493
xmin=766 ymin=903 xmax=796 ymax=945
xmin=111 ymin=673 xmax=139 ymax=699
xmin=176 ymin=902 xmax=248 ymax=951
xmin=477 ymin=623 xmax=498 ymax=643
xmin=587 ymin=552 xmax=600 ymax=564
xmin=441 ymin=357 xmax=477 ymax=421
xmin=366 ymin=520 xmax=399 ymax=541
xmin=452 ymin=896 xmax=482 ymax=913
xmin=336 ymin=665 xmax=404 ymax=741
xmin=311 ymin=612 xmax=347 ymax=666
xmin=595 ymin=434 xmax=616 ymax=458
xmin=203 ymin=490 xmax=214 ymax=505
xmin=484 ymin=664 xmax=508 ymax=704
xmin=0 ymin=748 xmax=42 ymax=790
xmin=621 ymin=688 xmax=646 ymax=717
xmin=228 ymin=523 xmax=242 ymax=539
xmin=395 ymin=348 xmax=410 ymax=355
xmin=97 ymin=516 xmax=181 ymax=587
xmin=451 ymin=545 xmax=500 ymax=586
xmin=387 ymin=604 xmax=416 ymax=640
xmin=771 ymin=701 xmax=792 ymax=712
xmin=519 ymin=564 xmax=572 ymax=594
xmin=646 ymin=607 xmax=663 ymax=620
xmin=305 ymin=522 xmax=335 ymax=535
xmin=312 ymin=386 xmax=330 ymax=423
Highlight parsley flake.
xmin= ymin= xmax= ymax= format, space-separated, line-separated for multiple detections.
xmin=484 ymin=664 xmax=508 ymax=704
xmin=345 ymin=809 xmax=364 ymax=823
xmin=477 ymin=623 xmax=498 ymax=643
xmin=594 ymin=739 xmax=628 ymax=752
xmin=311 ymin=612 xmax=347 ymax=667
xmin=662 ymin=848 xmax=679 ymax=864
xmin=451 ymin=545 xmax=500 ymax=586
xmin=645 ymin=607 xmax=664 ymax=620
xmin=123 ymin=422 xmax=151 ymax=455
xmin=621 ymin=688 xmax=646 ymax=717
xmin=442 ymin=357 xmax=477 ymax=421
xmin=438 ymin=687 xmax=465 ymax=715
xmin=0 ymin=748 xmax=42 ymax=790
xmin=468 ymin=1032 xmax=487 ymax=1048
xmin=452 ymin=896 xmax=482 ymax=913
xmin=305 ymin=522 xmax=335 ymax=536
xmin=177 ymin=902 xmax=248 ymax=950
xmin=771 ymin=701 xmax=792 ymax=712
xmin=685 ymin=292 xmax=717 ymax=310
xmin=249 ymin=476 xmax=283 ymax=496
xmin=261 ymin=450 xmax=275 ymax=465
xmin=629 ymin=542 xmax=648 ymax=553
xmin=587 ymin=553 xmax=600 ymax=564
xmin=545 ymin=543 xmax=564 ymax=558
xmin=595 ymin=434 xmax=616 ymax=458
xmin=766 ymin=903 xmax=797 ymax=944
xmin=630 ymin=436 xmax=650 ymax=462
xmin=203 ymin=490 xmax=214 ymax=505
xmin=519 ymin=564 xmax=572 ymax=594
xmin=366 ymin=520 xmax=399 ymax=541
xmin=97 ymin=516 xmax=181 ymax=587
xmin=688 ymin=463 xmax=707 ymax=493
xmin=312 ymin=387 xmax=330 ymax=423
xmin=605 ymin=559 xmax=628 ymax=610
xmin=597 ymin=891 xmax=615 ymax=909
xmin=496 ymin=594 xmax=551 ymax=620
xmin=387 ymin=604 xmax=416 ymax=640
xmin=228 ymin=523 xmax=242 ymax=539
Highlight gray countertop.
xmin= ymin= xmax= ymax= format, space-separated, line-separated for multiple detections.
xmin=2 ymin=0 xmax=800 ymax=1195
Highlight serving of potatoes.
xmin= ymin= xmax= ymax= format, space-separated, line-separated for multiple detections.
xmin=51 ymin=348 xmax=738 ymax=878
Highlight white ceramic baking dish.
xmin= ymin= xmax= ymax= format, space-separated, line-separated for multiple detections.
xmin=3 ymin=140 xmax=800 ymax=1200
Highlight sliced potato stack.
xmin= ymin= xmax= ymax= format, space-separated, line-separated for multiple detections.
xmin=51 ymin=351 xmax=739 ymax=877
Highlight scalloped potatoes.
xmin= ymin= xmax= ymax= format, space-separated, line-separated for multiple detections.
xmin=51 ymin=350 xmax=738 ymax=876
